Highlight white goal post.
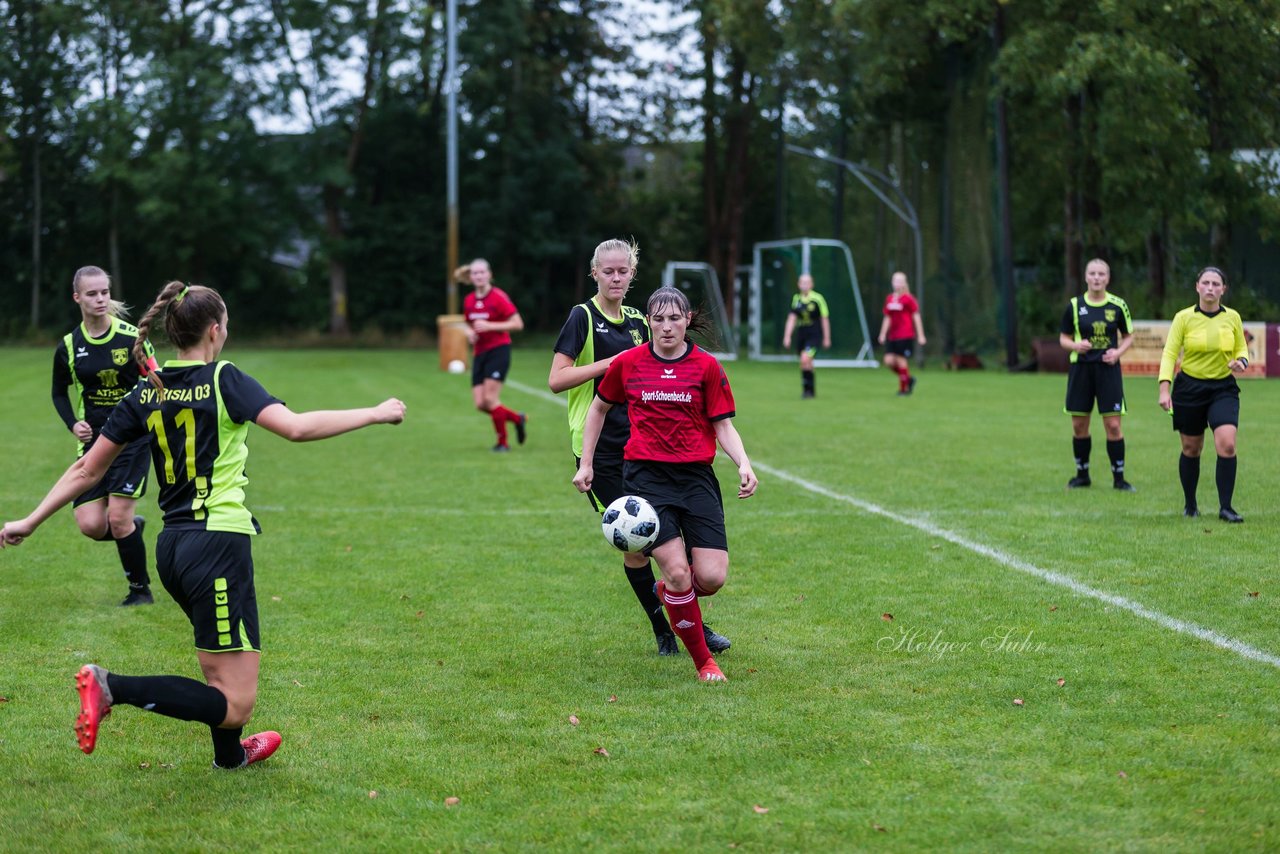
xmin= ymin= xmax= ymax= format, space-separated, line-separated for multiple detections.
xmin=749 ymin=238 xmax=877 ymax=367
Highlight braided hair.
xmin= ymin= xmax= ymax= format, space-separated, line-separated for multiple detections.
xmin=133 ymin=281 xmax=226 ymax=391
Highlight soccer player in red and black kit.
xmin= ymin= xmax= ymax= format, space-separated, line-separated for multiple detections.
xmin=574 ymin=286 xmax=758 ymax=682
xmin=51 ymin=266 xmax=159 ymax=606
xmin=550 ymin=239 xmax=730 ymax=658
xmin=877 ymin=271 xmax=926 ymax=395
xmin=462 ymin=258 xmax=527 ymax=452
xmin=3 ymin=280 xmax=406 ymax=770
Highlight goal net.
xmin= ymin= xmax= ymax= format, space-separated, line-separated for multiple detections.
xmin=659 ymin=261 xmax=738 ymax=360
xmin=749 ymin=238 xmax=876 ymax=366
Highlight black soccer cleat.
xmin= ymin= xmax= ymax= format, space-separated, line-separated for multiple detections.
xmin=120 ymin=586 xmax=154 ymax=607
xmin=1219 ymin=507 xmax=1244 ymax=524
xmin=907 ymin=376 xmax=917 ymax=395
xmin=656 ymin=632 xmax=679 ymax=656
xmin=1066 ymin=475 xmax=1092 ymax=489
xmin=492 ymin=443 xmax=510 ymax=453
xmin=1183 ymin=506 xmax=1200 ymax=518
xmin=703 ymin=624 xmax=731 ymax=654
xmin=1113 ymin=480 xmax=1136 ymax=492
xmin=514 ymin=412 xmax=528 ymax=445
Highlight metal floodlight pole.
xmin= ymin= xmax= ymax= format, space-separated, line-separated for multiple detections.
xmin=785 ymin=144 xmax=925 ymax=314
xmin=445 ymin=0 xmax=459 ymax=315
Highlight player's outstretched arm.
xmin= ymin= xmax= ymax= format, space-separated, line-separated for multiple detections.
xmin=713 ymin=419 xmax=758 ymax=499
xmin=255 ymin=399 xmax=406 ymax=443
xmin=1 ymin=437 xmax=124 ymax=547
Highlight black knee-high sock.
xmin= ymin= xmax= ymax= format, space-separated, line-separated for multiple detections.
xmin=1216 ymin=456 xmax=1238 ymax=510
xmin=1179 ymin=454 xmax=1200 ymax=510
xmin=1072 ymin=437 xmax=1092 ymax=475
xmin=624 ymin=561 xmax=669 ymax=635
xmin=114 ymin=525 xmax=150 ymax=588
xmin=1107 ymin=439 xmax=1125 ymax=481
xmin=210 ymin=725 xmax=246 ymax=768
xmin=106 ymin=673 xmax=228 ymax=726
xmin=802 ymin=370 xmax=815 ymax=394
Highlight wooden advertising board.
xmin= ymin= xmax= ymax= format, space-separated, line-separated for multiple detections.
xmin=1121 ymin=320 xmax=1270 ymax=379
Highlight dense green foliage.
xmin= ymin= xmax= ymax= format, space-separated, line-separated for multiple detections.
xmin=3 ymin=2 xmax=1280 ymax=351
xmin=2 ymin=348 xmax=1278 ymax=849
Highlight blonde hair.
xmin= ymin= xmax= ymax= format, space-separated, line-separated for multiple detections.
xmin=590 ymin=238 xmax=640 ymax=273
xmin=73 ymin=266 xmax=130 ymax=319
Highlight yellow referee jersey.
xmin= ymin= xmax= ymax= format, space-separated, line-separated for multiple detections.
xmin=1158 ymin=305 xmax=1248 ymax=382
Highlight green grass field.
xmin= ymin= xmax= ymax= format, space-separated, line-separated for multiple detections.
xmin=1 ymin=346 xmax=1277 ymax=852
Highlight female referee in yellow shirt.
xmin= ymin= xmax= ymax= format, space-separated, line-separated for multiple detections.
xmin=1157 ymin=267 xmax=1248 ymax=522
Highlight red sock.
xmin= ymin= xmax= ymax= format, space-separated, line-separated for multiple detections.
xmin=489 ymin=409 xmax=509 ymax=444
xmin=660 ymin=583 xmax=713 ymax=669
xmin=896 ymin=365 xmax=910 ymax=391
xmin=491 ymin=405 xmax=518 ymax=423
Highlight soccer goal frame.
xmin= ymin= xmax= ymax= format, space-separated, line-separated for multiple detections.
xmin=660 ymin=261 xmax=739 ymax=360
xmin=749 ymin=238 xmax=877 ymax=367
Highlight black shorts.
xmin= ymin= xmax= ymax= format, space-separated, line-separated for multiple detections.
xmin=156 ymin=530 xmax=260 ymax=653
xmin=577 ymin=453 xmax=626 ymax=514
xmin=472 ymin=345 xmax=512 ymax=386
xmin=1064 ymin=361 xmax=1127 ymax=417
xmin=884 ymin=338 xmax=914 ymax=358
xmin=1171 ymin=372 xmax=1240 ymax=435
xmin=794 ymin=328 xmax=821 ymax=357
xmin=624 ymin=460 xmax=727 ymax=553
xmin=73 ymin=438 xmax=150 ymax=508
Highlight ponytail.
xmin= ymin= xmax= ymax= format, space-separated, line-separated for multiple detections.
xmin=133 ymin=281 xmax=186 ymax=391
xmin=133 ymin=281 xmax=227 ymax=392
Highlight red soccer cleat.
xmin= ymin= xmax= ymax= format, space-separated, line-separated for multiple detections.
xmin=697 ymin=660 xmax=727 ymax=682
xmin=241 ymin=731 xmax=282 ymax=766
xmin=74 ymin=664 xmax=113 ymax=754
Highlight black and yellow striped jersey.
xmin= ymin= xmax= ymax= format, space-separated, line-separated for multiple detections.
xmin=101 ymin=361 xmax=282 ymax=534
xmin=789 ymin=292 xmax=830 ymax=328
xmin=1059 ymin=293 xmax=1133 ymax=364
xmin=51 ymin=318 xmax=156 ymax=454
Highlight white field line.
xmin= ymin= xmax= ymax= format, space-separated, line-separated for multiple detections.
xmin=507 ymin=378 xmax=1280 ymax=671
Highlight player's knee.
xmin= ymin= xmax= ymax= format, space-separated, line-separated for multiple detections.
xmin=1215 ymin=438 xmax=1236 ymax=457
xmin=693 ymin=572 xmax=725 ymax=595
xmin=663 ymin=563 xmax=692 ymax=592
xmin=221 ymin=692 xmax=258 ymax=728
xmin=107 ymin=512 xmax=135 ymax=539
xmin=77 ymin=517 xmax=108 ymax=539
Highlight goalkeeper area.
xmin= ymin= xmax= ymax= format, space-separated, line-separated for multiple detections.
xmin=749 ymin=238 xmax=876 ymax=366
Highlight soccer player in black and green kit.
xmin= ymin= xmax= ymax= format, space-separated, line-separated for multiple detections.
xmin=550 ymin=239 xmax=730 ymax=657
xmin=52 ymin=266 xmax=159 ymax=605
xmin=781 ymin=274 xmax=831 ymax=398
xmin=1058 ymin=259 xmax=1135 ymax=491
xmin=3 ymin=280 xmax=406 ymax=769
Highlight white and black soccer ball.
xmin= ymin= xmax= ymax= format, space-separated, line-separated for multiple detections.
xmin=601 ymin=495 xmax=660 ymax=553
